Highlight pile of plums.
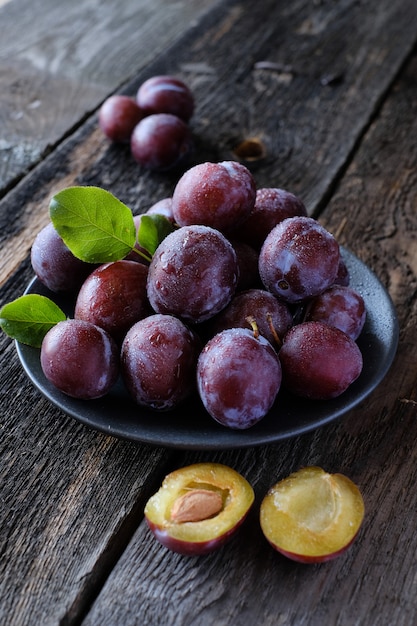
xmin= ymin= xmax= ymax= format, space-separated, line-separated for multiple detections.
xmin=98 ymin=74 xmax=195 ymax=170
xmin=32 ymin=159 xmax=366 ymax=430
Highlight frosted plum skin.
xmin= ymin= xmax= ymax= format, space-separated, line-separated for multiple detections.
xmin=279 ymin=321 xmax=363 ymax=399
xmin=304 ymin=285 xmax=366 ymax=340
xmin=121 ymin=314 xmax=200 ymax=410
xmin=40 ymin=319 xmax=119 ymax=399
xmin=171 ymin=161 xmax=256 ymax=233
xmin=146 ymin=225 xmax=239 ymax=324
xmin=197 ymin=328 xmax=282 ymax=429
xmin=258 ymin=216 xmax=340 ymax=303
xmin=235 ymin=187 xmax=308 ymax=250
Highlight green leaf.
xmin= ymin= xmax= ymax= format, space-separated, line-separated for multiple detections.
xmin=49 ymin=186 xmax=136 ymax=263
xmin=137 ymin=214 xmax=175 ymax=256
xmin=0 ymin=294 xmax=66 ymax=348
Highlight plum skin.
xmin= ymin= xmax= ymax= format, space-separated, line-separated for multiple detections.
xmin=144 ymin=463 xmax=255 ymax=555
xmin=197 ymin=328 xmax=282 ymax=429
xmin=99 ymin=95 xmax=145 ymax=143
xmin=258 ymin=216 xmax=340 ymax=303
xmin=145 ymin=517 xmax=249 ymax=556
xmin=146 ymin=225 xmax=239 ymax=324
xmin=130 ymin=113 xmax=193 ymax=171
xmin=136 ymin=75 xmax=195 ymax=122
xmin=279 ymin=321 xmax=363 ymax=399
xmin=121 ymin=313 xmax=201 ymax=411
xmin=40 ymin=319 xmax=119 ymax=399
xmin=31 ymin=222 xmax=94 ymax=293
xmin=171 ymin=161 xmax=256 ymax=234
xmin=74 ymin=260 xmax=151 ymax=343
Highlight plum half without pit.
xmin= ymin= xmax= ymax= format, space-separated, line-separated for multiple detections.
xmin=260 ymin=466 xmax=365 ymax=563
xmin=144 ymin=463 xmax=255 ymax=556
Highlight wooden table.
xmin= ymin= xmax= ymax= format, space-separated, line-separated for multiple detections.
xmin=1 ymin=0 xmax=416 ymax=624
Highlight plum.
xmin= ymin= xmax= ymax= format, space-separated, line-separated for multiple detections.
xmin=197 ymin=327 xmax=282 ymax=429
xmin=258 ymin=216 xmax=340 ymax=303
xmin=171 ymin=161 xmax=256 ymax=234
xmin=31 ymin=222 xmax=94 ymax=293
xmin=146 ymin=225 xmax=239 ymax=324
xmin=144 ymin=463 xmax=255 ymax=555
xmin=260 ymin=466 xmax=365 ymax=563
xmin=130 ymin=113 xmax=193 ymax=171
xmin=40 ymin=319 xmax=119 ymax=399
xmin=136 ymin=75 xmax=195 ymax=122
xmin=303 ymin=284 xmax=366 ymax=340
xmin=98 ymin=94 xmax=146 ymax=143
xmin=121 ymin=314 xmax=201 ymax=411
xmin=208 ymin=288 xmax=293 ymax=348
xmin=279 ymin=321 xmax=363 ymax=399
xmin=74 ymin=260 xmax=152 ymax=343
xmin=235 ymin=187 xmax=308 ymax=251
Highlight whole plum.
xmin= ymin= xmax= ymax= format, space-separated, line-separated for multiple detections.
xmin=197 ymin=327 xmax=282 ymax=429
xmin=279 ymin=321 xmax=363 ymax=399
xmin=31 ymin=222 xmax=94 ymax=293
xmin=40 ymin=319 xmax=119 ymax=399
xmin=130 ymin=113 xmax=193 ymax=171
xmin=98 ymin=95 xmax=145 ymax=143
xmin=208 ymin=288 xmax=293 ymax=348
xmin=146 ymin=225 xmax=239 ymax=324
xmin=74 ymin=260 xmax=152 ymax=342
xmin=235 ymin=187 xmax=308 ymax=250
xmin=171 ymin=161 xmax=256 ymax=233
xmin=258 ymin=216 xmax=340 ymax=303
xmin=121 ymin=314 xmax=201 ymax=410
xmin=303 ymin=284 xmax=366 ymax=340
xmin=136 ymin=75 xmax=194 ymax=122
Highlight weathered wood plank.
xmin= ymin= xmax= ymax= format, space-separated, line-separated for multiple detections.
xmin=2 ymin=0 xmax=417 ymax=285
xmin=0 ymin=0 xmax=416 ymax=624
xmin=82 ymin=48 xmax=417 ymax=626
xmin=0 ymin=0 xmax=219 ymax=192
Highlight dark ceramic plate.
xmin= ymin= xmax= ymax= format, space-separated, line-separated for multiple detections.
xmin=16 ymin=247 xmax=399 ymax=449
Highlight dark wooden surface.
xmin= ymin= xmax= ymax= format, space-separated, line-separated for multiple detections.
xmin=1 ymin=0 xmax=416 ymax=624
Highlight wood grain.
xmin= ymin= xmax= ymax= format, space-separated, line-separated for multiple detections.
xmin=0 ymin=0 xmax=219 ymax=192
xmin=0 ymin=0 xmax=416 ymax=624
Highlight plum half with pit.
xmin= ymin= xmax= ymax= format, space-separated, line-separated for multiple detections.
xmin=144 ymin=463 xmax=255 ymax=555
xmin=260 ymin=466 xmax=365 ymax=563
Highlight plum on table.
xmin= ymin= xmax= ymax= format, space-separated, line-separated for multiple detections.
xmin=144 ymin=463 xmax=255 ymax=555
xmin=260 ymin=466 xmax=365 ymax=563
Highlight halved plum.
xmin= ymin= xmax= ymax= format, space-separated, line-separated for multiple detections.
xmin=260 ymin=466 xmax=365 ymax=563
xmin=144 ymin=463 xmax=254 ymax=555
